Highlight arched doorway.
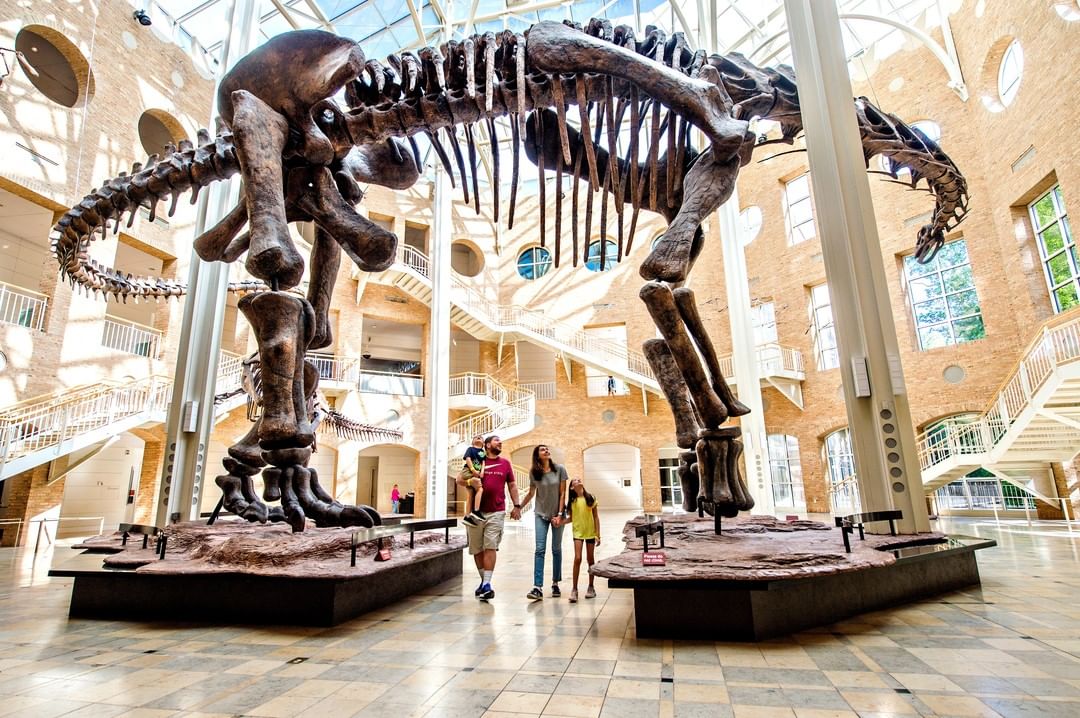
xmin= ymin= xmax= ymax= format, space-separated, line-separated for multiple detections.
xmin=584 ymin=443 xmax=641 ymax=510
xmin=357 ymin=444 xmax=419 ymax=514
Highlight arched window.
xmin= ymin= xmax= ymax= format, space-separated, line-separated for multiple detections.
xmin=767 ymin=434 xmax=804 ymax=508
xmin=740 ymin=205 xmax=763 ymax=245
xmin=585 ymin=240 xmax=618 ymax=272
xmin=516 ymin=246 xmax=552 ymax=280
xmin=824 ymin=428 xmax=859 ymax=513
xmin=15 ymin=26 xmax=95 ymax=108
xmin=997 ymin=39 xmax=1023 ymax=107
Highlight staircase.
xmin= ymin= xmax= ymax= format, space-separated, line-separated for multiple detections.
xmin=0 ymin=351 xmax=245 ymax=481
xmin=375 ymin=246 xmax=660 ymax=393
xmin=917 ymin=311 xmax=1080 ymax=492
xmin=447 ymin=373 xmax=536 ymax=453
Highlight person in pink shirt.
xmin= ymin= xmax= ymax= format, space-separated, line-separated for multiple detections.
xmin=391 ymin=484 xmax=401 ymax=513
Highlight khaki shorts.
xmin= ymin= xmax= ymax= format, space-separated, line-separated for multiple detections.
xmin=465 ymin=511 xmax=505 ymax=555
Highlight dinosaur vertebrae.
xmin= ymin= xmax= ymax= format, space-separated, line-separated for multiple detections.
xmin=51 ymin=128 xmax=260 ymax=301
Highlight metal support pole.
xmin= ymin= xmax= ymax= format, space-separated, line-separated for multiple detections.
xmin=783 ymin=0 xmax=929 ymax=533
xmin=425 ymin=1 xmax=454 ymax=519
xmin=717 ymin=190 xmax=772 ymax=515
xmin=426 ymin=167 xmax=452 ymax=519
xmin=156 ymin=0 xmax=262 ymax=526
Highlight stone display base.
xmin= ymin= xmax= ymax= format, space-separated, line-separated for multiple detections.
xmin=594 ymin=515 xmax=995 ymax=641
xmin=49 ymin=520 xmax=464 ymax=626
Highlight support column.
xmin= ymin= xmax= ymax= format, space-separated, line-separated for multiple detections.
xmin=156 ymin=0 xmax=261 ymax=526
xmin=426 ymin=164 xmax=452 ymax=519
xmin=783 ymin=0 xmax=929 ymax=532
xmin=717 ymin=190 xmax=772 ymax=515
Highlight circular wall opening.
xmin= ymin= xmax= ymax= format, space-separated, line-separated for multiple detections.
xmin=942 ymin=365 xmax=966 ymax=384
xmin=516 ymin=246 xmax=551 ymax=280
xmin=15 ymin=26 xmax=95 ymax=107
xmin=138 ymin=110 xmax=187 ymax=157
xmin=450 ymin=240 xmax=484 ymax=277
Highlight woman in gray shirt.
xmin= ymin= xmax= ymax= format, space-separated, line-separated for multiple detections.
xmin=520 ymin=445 xmax=569 ymax=600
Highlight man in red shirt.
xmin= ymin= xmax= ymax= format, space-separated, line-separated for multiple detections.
xmin=456 ymin=435 xmax=523 ymax=600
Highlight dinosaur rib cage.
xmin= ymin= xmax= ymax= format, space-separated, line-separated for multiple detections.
xmin=51 ymin=18 xmax=969 ymax=302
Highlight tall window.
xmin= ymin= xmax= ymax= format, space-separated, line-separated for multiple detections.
xmin=659 ymin=457 xmax=682 ymax=509
xmin=997 ymin=39 xmax=1023 ymax=107
xmin=1029 ymin=186 xmax=1078 ymax=312
xmin=751 ymin=302 xmax=777 ymax=345
xmin=516 ymin=246 xmax=552 ymax=280
xmin=809 ymin=284 xmax=838 ymax=370
xmin=783 ymin=173 xmax=816 ymax=245
xmin=585 ymin=240 xmax=618 ymax=272
xmin=825 ymin=428 xmax=859 ymax=513
xmin=767 ymin=434 xmax=804 ymax=507
xmin=902 ymin=239 xmax=986 ymax=349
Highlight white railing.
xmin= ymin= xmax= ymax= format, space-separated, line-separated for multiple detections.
xmin=917 ymin=311 xmax=1080 ymax=471
xmin=0 ymin=281 xmax=47 ymax=331
xmin=310 ymin=354 xmax=361 ymax=384
xmin=828 ymin=476 xmax=862 ymax=515
xmin=395 ymin=245 xmax=655 ymax=381
xmin=216 ymin=350 xmax=244 ymax=396
xmin=520 ymin=381 xmax=557 ymax=400
xmin=0 ymin=351 xmax=249 ymax=475
xmin=359 ymin=369 xmax=424 ymax=396
xmin=101 ymin=317 xmax=162 ymax=358
xmin=447 ymin=374 xmax=536 ymax=450
xmin=0 ymin=376 xmax=171 ymax=471
xmin=718 ymin=343 xmax=805 ymax=379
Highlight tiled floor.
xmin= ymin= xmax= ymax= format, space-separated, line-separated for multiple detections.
xmin=2 ymin=512 xmax=1080 ymax=717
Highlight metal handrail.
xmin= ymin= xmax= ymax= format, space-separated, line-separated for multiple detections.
xmin=718 ymin=342 xmax=805 ymax=378
xmin=0 ymin=280 xmax=48 ymax=332
xmin=916 ymin=311 xmax=1080 ymax=471
xmin=101 ymin=316 xmax=163 ymax=358
xmin=0 ymin=352 xmax=244 ymax=474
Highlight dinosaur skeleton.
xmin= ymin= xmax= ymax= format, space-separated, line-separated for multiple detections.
xmin=52 ymin=19 xmax=968 ymax=530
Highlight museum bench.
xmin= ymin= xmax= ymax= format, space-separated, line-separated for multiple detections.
xmin=835 ymin=510 xmax=903 ymax=553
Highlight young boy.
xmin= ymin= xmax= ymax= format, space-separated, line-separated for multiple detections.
xmin=461 ymin=434 xmax=487 ymax=526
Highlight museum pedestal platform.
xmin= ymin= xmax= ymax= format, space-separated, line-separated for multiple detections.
xmin=49 ymin=520 xmax=465 ymax=626
xmin=594 ymin=515 xmax=995 ymax=641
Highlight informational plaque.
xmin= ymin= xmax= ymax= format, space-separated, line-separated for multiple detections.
xmin=642 ymin=551 xmax=666 ymax=566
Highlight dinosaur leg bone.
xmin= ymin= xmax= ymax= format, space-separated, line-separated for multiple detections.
xmin=672 ymin=287 xmax=750 ymax=417
xmin=230 ymin=90 xmax=305 ymax=289
xmin=239 ymin=291 xmax=315 ymax=449
xmin=307 ymin=226 xmax=341 ymax=351
xmin=640 ymin=146 xmax=740 ymax=283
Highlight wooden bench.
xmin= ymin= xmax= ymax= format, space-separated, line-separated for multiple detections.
xmin=119 ymin=523 xmax=167 ymax=559
xmin=350 ymin=519 xmax=457 ymax=566
xmin=634 ymin=517 xmax=665 ymax=552
xmin=834 ymin=510 xmax=903 ymax=553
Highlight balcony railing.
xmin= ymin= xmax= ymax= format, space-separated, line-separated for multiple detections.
xmin=519 ymin=381 xmax=557 ymax=400
xmin=718 ymin=343 xmax=805 ymax=379
xmin=359 ymin=369 xmax=424 ymax=396
xmin=101 ymin=317 xmax=162 ymax=358
xmin=0 ymin=281 xmax=47 ymax=332
xmin=310 ymin=354 xmax=361 ymax=384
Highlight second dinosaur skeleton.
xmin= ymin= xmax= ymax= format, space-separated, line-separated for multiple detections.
xmin=52 ymin=20 xmax=969 ymax=529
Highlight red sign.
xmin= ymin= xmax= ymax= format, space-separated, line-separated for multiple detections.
xmin=642 ymin=551 xmax=666 ymax=566
xmin=375 ymin=547 xmax=392 ymax=562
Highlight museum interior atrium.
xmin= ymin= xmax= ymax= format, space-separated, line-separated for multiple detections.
xmin=0 ymin=0 xmax=1079 ymax=715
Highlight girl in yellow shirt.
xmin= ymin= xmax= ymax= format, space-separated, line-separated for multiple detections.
xmin=565 ymin=478 xmax=600 ymax=602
